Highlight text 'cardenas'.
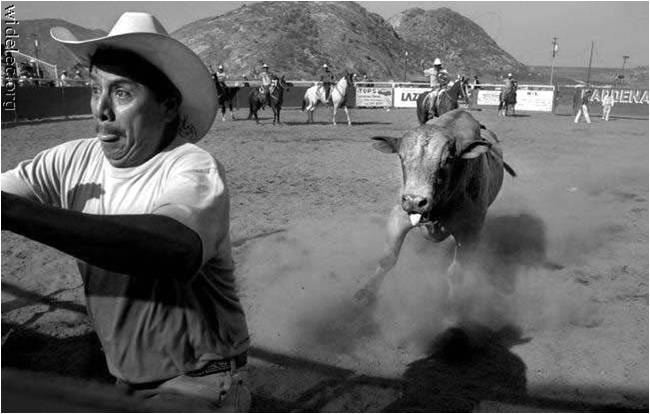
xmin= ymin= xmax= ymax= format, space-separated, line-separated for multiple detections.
xmin=3 ymin=4 xmax=19 ymax=111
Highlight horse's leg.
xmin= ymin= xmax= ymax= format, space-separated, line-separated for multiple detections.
xmin=343 ymin=106 xmax=351 ymax=125
xmin=332 ymin=104 xmax=337 ymax=125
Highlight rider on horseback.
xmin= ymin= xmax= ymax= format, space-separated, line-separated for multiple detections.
xmin=320 ymin=64 xmax=335 ymax=104
xmin=215 ymin=64 xmax=228 ymax=89
xmin=504 ymin=73 xmax=517 ymax=91
xmin=260 ymin=63 xmax=277 ymax=107
xmin=423 ymin=58 xmax=451 ymax=115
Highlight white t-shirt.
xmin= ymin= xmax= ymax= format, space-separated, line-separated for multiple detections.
xmin=2 ymin=137 xmax=249 ymax=383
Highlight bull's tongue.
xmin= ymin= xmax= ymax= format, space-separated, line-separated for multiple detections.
xmin=409 ymin=213 xmax=422 ymax=226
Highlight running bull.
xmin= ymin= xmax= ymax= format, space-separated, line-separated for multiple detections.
xmin=355 ymin=109 xmax=516 ymax=308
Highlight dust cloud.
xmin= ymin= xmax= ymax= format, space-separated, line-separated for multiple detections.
xmin=237 ymin=190 xmax=609 ymax=377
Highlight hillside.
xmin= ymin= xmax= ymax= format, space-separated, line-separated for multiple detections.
xmin=388 ymin=7 xmax=527 ymax=79
xmin=1 ymin=19 xmax=106 ymax=74
xmin=4 ymin=4 xmax=552 ymax=83
xmin=173 ymin=1 xmax=404 ymax=80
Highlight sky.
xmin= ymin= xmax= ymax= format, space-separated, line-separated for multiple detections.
xmin=7 ymin=1 xmax=649 ymax=68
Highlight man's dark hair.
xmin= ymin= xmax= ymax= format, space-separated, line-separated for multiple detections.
xmin=90 ymin=47 xmax=182 ymax=143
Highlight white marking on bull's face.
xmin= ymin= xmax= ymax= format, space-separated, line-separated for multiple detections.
xmin=398 ymin=129 xmax=452 ymax=216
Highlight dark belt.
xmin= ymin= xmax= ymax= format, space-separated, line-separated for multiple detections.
xmin=118 ymin=353 xmax=248 ymax=390
xmin=187 ymin=352 xmax=248 ymax=377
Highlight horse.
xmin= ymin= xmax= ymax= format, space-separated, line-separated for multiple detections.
xmin=212 ymin=73 xmax=239 ymax=122
xmin=248 ymin=75 xmax=290 ymax=125
xmin=416 ymin=78 xmax=469 ymax=125
xmin=302 ymin=72 xmax=354 ymax=125
xmin=498 ymin=84 xmax=517 ymax=116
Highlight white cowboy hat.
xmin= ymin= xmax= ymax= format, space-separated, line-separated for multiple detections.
xmin=433 ymin=58 xmax=442 ymax=65
xmin=262 ymin=63 xmax=269 ymax=68
xmin=323 ymin=64 xmax=328 ymax=68
xmin=508 ymin=73 xmax=513 ymax=77
xmin=50 ymin=12 xmax=216 ymax=143
xmin=218 ymin=64 xmax=224 ymax=70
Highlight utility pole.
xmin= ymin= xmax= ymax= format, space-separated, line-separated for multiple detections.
xmin=586 ymin=41 xmax=594 ymax=86
xmin=550 ymin=37 xmax=558 ymax=85
xmin=621 ymin=55 xmax=630 ymax=86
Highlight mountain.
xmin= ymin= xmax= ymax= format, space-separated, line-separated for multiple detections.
xmin=173 ymin=1 xmax=405 ymax=79
xmin=6 ymin=4 xmax=534 ymax=82
xmin=388 ymin=7 xmax=528 ymax=79
xmin=1 ymin=19 xmax=106 ymax=74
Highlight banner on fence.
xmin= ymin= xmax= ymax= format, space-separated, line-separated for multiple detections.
xmin=588 ymin=88 xmax=648 ymax=105
xmin=355 ymin=86 xmax=393 ymax=107
xmin=476 ymin=85 xmax=554 ymax=112
xmin=477 ymin=90 xmax=501 ymax=106
xmin=516 ymin=87 xmax=555 ymax=112
xmin=393 ymin=87 xmax=430 ymax=108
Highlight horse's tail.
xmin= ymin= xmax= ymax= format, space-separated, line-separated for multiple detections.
xmin=302 ymin=96 xmax=307 ymax=112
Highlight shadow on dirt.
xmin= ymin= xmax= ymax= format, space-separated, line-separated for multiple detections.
xmin=386 ymin=324 xmax=529 ymax=411
xmin=476 ymin=213 xmax=563 ymax=294
xmin=2 ymin=319 xmax=647 ymax=412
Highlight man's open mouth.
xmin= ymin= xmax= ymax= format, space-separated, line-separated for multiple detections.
xmin=98 ymin=134 xmax=120 ymax=143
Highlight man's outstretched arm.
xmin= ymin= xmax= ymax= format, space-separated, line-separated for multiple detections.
xmin=2 ymin=191 xmax=202 ymax=281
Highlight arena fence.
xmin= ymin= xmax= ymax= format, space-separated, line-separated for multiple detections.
xmin=2 ymin=82 xmax=647 ymax=123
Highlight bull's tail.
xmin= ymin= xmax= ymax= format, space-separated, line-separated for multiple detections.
xmin=503 ymin=161 xmax=517 ymax=177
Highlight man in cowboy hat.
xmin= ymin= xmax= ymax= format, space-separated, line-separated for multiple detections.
xmin=504 ymin=72 xmax=517 ymax=90
xmin=259 ymin=63 xmax=276 ymax=106
xmin=319 ymin=63 xmax=335 ymax=103
xmin=1 ymin=12 xmax=250 ymax=411
xmin=423 ymin=57 xmax=451 ymax=115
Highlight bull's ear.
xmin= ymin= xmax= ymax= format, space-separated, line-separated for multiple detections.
xmin=460 ymin=141 xmax=491 ymax=159
xmin=371 ymin=136 xmax=399 ymax=154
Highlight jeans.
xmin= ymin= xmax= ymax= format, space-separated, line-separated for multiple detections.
xmin=117 ymin=368 xmax=251 ymax=412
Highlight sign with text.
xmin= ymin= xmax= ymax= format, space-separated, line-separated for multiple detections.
xmin=516 ymin=87 xmax=554 ymax=112
xmin=355 ymin=86 xmax=393 ymax=108
xmin=477 ymin=90 xmax=501 ymax=106
xmin=589 ymin=88 xmax=648 ymax=105
xmin=477 ymin=85 xmax=554 ymax=112
xmin=393 ymin=87 xmax=430 ymax=108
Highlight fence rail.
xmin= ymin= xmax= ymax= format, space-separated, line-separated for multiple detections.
xmin=2 ymin=83 xmax=647 ymax=123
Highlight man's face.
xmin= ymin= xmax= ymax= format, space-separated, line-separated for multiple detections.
xmin=90 ymin=66 xmax=174 ymax=168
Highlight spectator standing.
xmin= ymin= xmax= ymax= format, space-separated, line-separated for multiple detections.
xmin=574 ymin=89 xmax=593 ymax=124
xmin=470 ymin=75 xmax=481 ymax=108
xmin=602 ymin=92 xmax=615 ymax=121
xmin=59 ymin=70 xmax=69 ymax=87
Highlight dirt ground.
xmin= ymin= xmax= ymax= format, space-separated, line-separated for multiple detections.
xmin=1 ymin=106 xmax=648 ymax=412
